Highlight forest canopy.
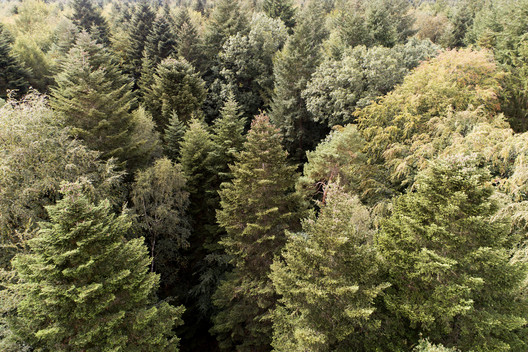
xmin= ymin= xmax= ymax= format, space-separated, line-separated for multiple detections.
xmin=2 ymin=0 xmax=528 ymax=351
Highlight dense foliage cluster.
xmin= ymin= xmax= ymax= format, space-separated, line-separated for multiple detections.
xmin=2 ymin=0 xmax=528 ymax=351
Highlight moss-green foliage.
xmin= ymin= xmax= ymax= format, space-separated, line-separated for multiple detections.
xmin=8 ymin=185 xmax=184 ymax=351
xmin=0 ymin=24 xmax=30 ymax=99
xmin=70 ymin=0 xmax=110 ymax=45
xmin=262 ymin=0 xmax=296 ymax=31
xmin=125 ymin=2 xmax=155 ymax=81
xmin=173 ymin=8 xmax=203 ymax=70
xmin=145 ymin=57 xmax=206 ymax=132
xmin=271 ymin=185 xmax=388 ymax=351
xmin=303 ymin=40 xmax=440 ymax=127
xmin=270 ymin=0 xmax=329 ymax=162
xmin=357 ymin=49 xmax=503 ymax=190
xmin=213 ymin=115 xmax=305 ymax=351
xmin=131 ymin=158 xmax=191 ymax=292
xmin=378 ymin=156 xmax=528 ymax=351
xmin=51 ymin=32 xmax=136 ymax=166
xmin=0 ymin=93 xmax=122 ymax=264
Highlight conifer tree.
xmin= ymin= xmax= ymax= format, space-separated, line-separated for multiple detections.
xmin=212 ymin=114 xmax=305 ymax=351
xmin=145 ymin=57 xmax=206 ymax=132
xmin=8 ymin=184 xmax=184 ymax=351
xmin=50 ymin=32 xmax=136 ymax=166
xmin=378 ymin=156 xmax=528 ymax=351
xmin=202 ymin=0 xmax=249 ymax=62
xmin=138 ymin=14 xmax=177 ymax=99
xmin=125 ymin=1 xmax=156 ymax=81
xmin=177 ymin=119 xmax=222 ymax=349
xmin=131 ymin=158 xmax=191 ymax=291
xmin=70 ymin=0 xmax=110 ymax=45
xmin=262 ymin=0 xmax=296 ymax=31
xmin=212 ymin=94 xmax=247 ymax=182
xmin=164 ymin=113 xmax=187 ymax=161
xmin=173 ymin=8 xmax=203 ymax=69
xmin=271 ymin=186 xmax=388 ymax=351
xmin=270 ymin=1 xmax=329 ymax=162
xmin=0 ymin=25 xmax=30 ymax=99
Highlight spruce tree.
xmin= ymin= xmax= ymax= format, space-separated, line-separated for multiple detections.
xmin=163 ymin=113 xmax=187 ymax=161
xmin=212 ymin=114 xmax=305 ymax=351
xmin=8 ymin=184 xmax=184 ymax=351
xmin=270 ymin=186 xmax=388 ymax=351
xmin=0 ymin=25 xmax=30 ymax=99
xmin=202 ymin=0 xmax=249 ymax=62
xmin=50 ymin=32 xmax=136 ymax=166
xmin=173 ymin=8 xmax=203 ymax=69
xmin=70 ymin=0 xmax=110 ymax=45
xmin=125 ymin=1 xmax=156 ymax=81
xmin=378 ymin=156 xmax=528 ymax=351
xmin=270 ymin=1 xmax=329 ymax=162
xmin=262 ymin=0 xmax=296 ymax=31
xmin=145 ymin=57 xmax=206 ymax=132
xmin=138 ymin=14 xmax=177 ymax=99
xmin=212 ymin=94 xmax=247 ymax=182
xmin=131 ymin=158 xmax=191 ymax=292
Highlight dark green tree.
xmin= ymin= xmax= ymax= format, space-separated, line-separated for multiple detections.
xmin=173 ymin=8 xmax=203 ymax=70
xmin=139 ymin=13 xmax=177 ymax=94
xmin=144 ymin=57 xmax=206 ymax=132
xmin=125 ymin=1 xmax=155 ymax=81
xmin=0 ymin=25 xmax=30 ymax=99
xmin=378 ymin=156 xmax=528 ymax=351
xmin=262 ymin=0 xmax=296 ymax=31
xmin=163 ymin=113 xmax=187 ymax=162
xmin=70 ymin=0 xmax=110 ymax=45
xmin=50 ymin=32 xmax=136 ymax=166
xmin=271 ymin=185 xmax=388 ymax=351
xmin=270 ymin=0 xmax=329 ymax=162
xmin=7 ymin=184 xmax=184 ymax=351
xmin=212 ymin=93 xmax=247 ymax=182
xmin=131 ymin=158 xmax=191 ymax=292
xmin=212 ymin=114 xmax=305 ymax=351
xmin=202 ymin=0 xmax=248 ymax=62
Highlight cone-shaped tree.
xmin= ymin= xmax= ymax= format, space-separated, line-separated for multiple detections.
xmin=212 ymin=93 xmax=247 ymax=182
xmin=202 ymin=0 xmax=248 ymax=62
xmin=50 ymin=32 xmax=136 ymax=166
xmin=378 ymin=155 xmax=528 ymax=351
xmin=271 ymin=185 xmax=388 ymax=351
xmin=164 ymin=113 xmax=187 ymax=161
xmin=270 ymin=1 xmax=329 ymax=162
xmin=0 ymin=25 xmax=30 ymax=99
xmin=70 ymin=0 xmax=110 ymax=45
xmin=145 ymin=57 xmax=206 ymax=132
xmin=212 ymin=114 xmax=305 ymax=351
xmin=263 ymin=0 xmax=296 ymax=31
xmin=131 ymin=158 xmax=191 ymax=291
xmin=173 ymin=8 xmax=203 ymax=69
xmin=139 ymin=14 xmax=177 ymax=97
xmin=8 ymin=183 xmax=184 ymax=351
xmin=125 ymin=1 xmax=155 ymax=81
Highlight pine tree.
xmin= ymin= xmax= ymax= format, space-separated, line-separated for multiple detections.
xmin=173 ymin=8 xmax=203 ymax=69
xmin=212 ymin=114 xmax=305 ymax=351
xmin=212 ymin=93 xmax=247 ymax=182
xmin=378 ymin=156 xmax=528 ymax=351
xmin=163 ymin=113 xmax=187 ymax=161
xmin=270 ymin=1 xmax=329 ymax=162
xmin=131 ymin=158 xmax=191 ymax=292
xmin=262 ymin=0 xmax=296 ymax=31
xmin=50 ymin=32 xmax=136 ymax=166
xmin=138 ymin=14 xmax=177 ymax=99
xmin=270 ymin=186 xmax=388 ymax=351
xmin=70 ymin=0 xmax=110 ymax=45
xmin=0 ymin=25 xmax=30 ymax=99
xmin=125 ymin=1 xmax=156 ymax=81
xmin=177 ymin=119 xmax=222 ymax=349
xmin=202 ymin=0 xmax=249 ymax=62
xmin=145 ymin=57 xmax=206 ymax=132
xmin=8 ymin=184 xmax=184 ymax=351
